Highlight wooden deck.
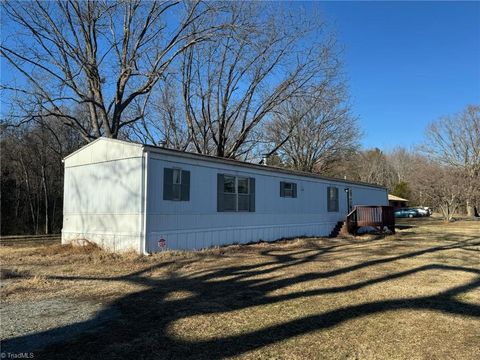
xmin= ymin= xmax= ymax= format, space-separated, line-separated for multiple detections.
xmin=345 ymin=205 xmax=395 ymax=235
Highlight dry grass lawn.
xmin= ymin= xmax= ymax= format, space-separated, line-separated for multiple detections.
xmin=1 ymin=217 xmax=479 ymax=359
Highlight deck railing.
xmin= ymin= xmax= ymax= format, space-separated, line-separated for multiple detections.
xmin=345 ymin=205 xmax=395 ymax=235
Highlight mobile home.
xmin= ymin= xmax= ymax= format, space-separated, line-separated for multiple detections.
xmin=62 ymin=138 xmax=388 ymax=253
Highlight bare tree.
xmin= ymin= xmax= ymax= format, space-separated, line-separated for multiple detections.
xmin=386 ymin=147 xmax=416 ymax=184
xmin=422 ymin=105 xmax=480 ymax=216
xmin=179 ymin=2 xmax=339 ymax=159
xmin=265 ymin=83 xmax=359 ymax=173
xmin=411 ymin=158 xmax=463 ymax=222
xmin=381 ymin=147 xmax=417 ymax=201
xmin=352 ymin=149 xmax=393 ymax=187
xmin=128 ymin=78 xmax=190 ymax=150
xmin=1 ymin=118 xmax=82 ymax=234
xmin=1 ymin=0 xmax=226 ymax=142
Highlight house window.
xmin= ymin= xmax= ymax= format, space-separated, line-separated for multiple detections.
xmin=237 ymin=177 xmax=250 ymax=211
xmin=327 ymin=186 xmax=339 ymax=212
xmin=163 ymin=168 xmax=190 ymax=201
xmin=223 ymin=175 xmax=237 ymax=211
xmin=218 ymin=174 xmax=255 ymax=212
xmin=280 ymin=181 xmax=297 ymax=198
xmin=172 ymin=168 xmax=182 ymax=200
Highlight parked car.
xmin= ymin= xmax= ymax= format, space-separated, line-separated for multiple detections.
xmin=424 ymin=207 xmax=433 ymax=216
xmin=414 ymin=208 xmax=429 ymax=217
xmin=394 ymin=208 xmax=421 ymax=218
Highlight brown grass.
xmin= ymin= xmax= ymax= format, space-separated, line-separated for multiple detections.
xmin=1 ymin=217 xmax=479 ymax=359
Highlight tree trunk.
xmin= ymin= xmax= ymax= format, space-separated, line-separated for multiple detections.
xmin=21 ymin=160 xmax=36 ymax=234
xmin=35 ymin=193 xmax=40 ymax=235
xmin=52 ymin=198 xmax=57 ymax=233
xmin=41 ymin=164 xmax=50 ymax=234
xmin=14 ymin=178 xmax=20 ymax=218
xmin=466 ymin=199 xmax=475 ymax=217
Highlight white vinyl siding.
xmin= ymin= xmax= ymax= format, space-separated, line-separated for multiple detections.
xmin=63 ymin=138 xmax=388 ymax=253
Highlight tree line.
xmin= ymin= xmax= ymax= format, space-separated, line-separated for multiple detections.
xmin=267 ymin=104 xmax=479 ymax=222
xmin=1 ymin=1 xmax=478 ymax=234
xmin=2 ymin=103 xmax=478 ymax=235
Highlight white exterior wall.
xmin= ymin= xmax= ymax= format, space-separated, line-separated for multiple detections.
xmin=145 ymin=152 xmax=388 ymax=252
xmin=348 ymin=184 xmax=388 ymax=208
xmin=61 ymin=138 xmax=387 ymax=254
xmin=62 ymin=139 xmax=145 ymax=252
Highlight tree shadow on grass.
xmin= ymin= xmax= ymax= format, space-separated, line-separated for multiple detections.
xmin=3 ymin=235 xmax=480 ymax=359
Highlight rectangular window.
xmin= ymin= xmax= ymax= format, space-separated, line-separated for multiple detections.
xmin=223 ymin=175 xmax=236 ymax=193
xmin=172 ymin=169 xmax=181 ymax=184
xmin=172 ymin=168 xmax=182 ymax=200
xmin=280 ymin=181 xmax=297 ymax=198
xmin=284 ymin=183 xmax=293 ymax=197
xmin=327 ymin=186 xmax=339 ymax=212
xmin=163 ymin=168 xmax=190 ymax=201
xmin=218 ymin=174 xmax=255 ymax=212
xmin=237 ymin=177 xmax=250 ymax=211
xmin=223 ymin=175 xmax=236 ymax=211
xmin=237 ymin=177 xmax=249 ymax=194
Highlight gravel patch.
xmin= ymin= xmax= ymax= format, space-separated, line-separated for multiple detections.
xmin=1 ymin=298 xmax=119 ymax=353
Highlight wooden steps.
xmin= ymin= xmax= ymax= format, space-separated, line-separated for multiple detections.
xmin=329 ymin=221 xmax=348 ymax=238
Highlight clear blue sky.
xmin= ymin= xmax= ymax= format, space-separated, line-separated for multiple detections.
xmin=316 ymin=1 xmax=480 ymax=150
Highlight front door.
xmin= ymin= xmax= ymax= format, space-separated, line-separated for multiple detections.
xmin=346 ymin=187 xmax=353 ymax=212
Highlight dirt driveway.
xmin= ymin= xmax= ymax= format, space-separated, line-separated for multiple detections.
xmin=1 ymin=217 xmax=479 ymax=359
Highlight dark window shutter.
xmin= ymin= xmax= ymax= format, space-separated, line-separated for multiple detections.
xmin=181 ymin=170 xmax=190 ymax=201
xmin=280 ymin=181 xmax=285 ymax=197
xmin=335 ymin=187 xmax=339 ymax=211
xmin=163 ymin=168 xmax=173 ymax=200
xmin=249 ymin=177 xmax=255 ymax=212
xmin=217 ymin=174 xmax=224 ymax=212
xmin=293 ymin=183 xmax=297 ymax=198
xmin=327 ymin=187 xmax=332 ymax=211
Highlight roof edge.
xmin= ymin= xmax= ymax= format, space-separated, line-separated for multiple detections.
xmin=63 ymin=137 xmax=144 ymax=161
xmin=388 ymin=194 xmax=409 ymax=202
xmin=144 ymin=144 xmax=387 ymax=190
xmin=64 ymin=138 xmax=387 ymax=190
